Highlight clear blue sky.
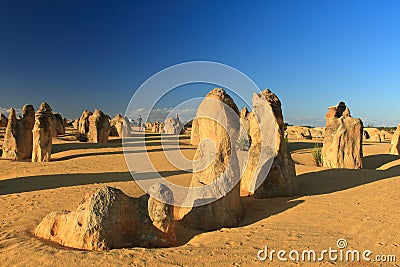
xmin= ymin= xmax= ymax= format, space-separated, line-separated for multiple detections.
xmin=1 ymin=0 xmax=399 ymax=126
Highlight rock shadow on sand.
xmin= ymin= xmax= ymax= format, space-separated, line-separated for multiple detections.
xmin=362 ymin=154 xmax=399 ymax=169
xmin=297 ymin=164 xmax=400 ymax=196
xmin=0 ymin=170 xmax=190 ymax=195
xmin=287 ymin=141 xmax=322 ymax=153
xmin=52 ymin=147 xmax=194 ymax=161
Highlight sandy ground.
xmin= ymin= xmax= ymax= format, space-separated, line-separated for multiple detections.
xmin=0 ymin=130 xmax=399 ymax=266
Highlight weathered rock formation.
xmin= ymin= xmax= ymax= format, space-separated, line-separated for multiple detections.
xmin=322 ymin=102 xmax=363 ymax=169
xmin=309 ymin=127 xmax=324 ymax=139
xmin=32 ymin=103 xmax=53 ymax=162
xmin=240 ymin=107 xmax=251 ymax=133
xmin=151 ymin=121 xmax=163 ymax=133
xmin=73 ymin=118 xmax=79 ymax=130
xmin=163 ymin=117 xmax=182 ymax=135
xmin=390 ymin=124 xmax=400 ymax=155
xmin=285 ymin=126 xmax=312 ymax=139
xmin=2 ymin=105 xmax=35 ymax=160
xmin=0 ymin=113 xmax=7 ymax=127
xmin=87 ymin=110 xmax=111 ymax=143
xmin=147 ymin=183 xmax=175 ymax=238
xmin=325 ymin=101 xmax=351 ymax=118
xmin=78 ymin=110 xmax=92 ymax=136
xmin=364 ymin=128 xmax=385 ymax=143
xmin=110 ymin=114 xmax=131 ymax=137
xmin=240 ymin=89 xmax=298 ymax=198
xmin=1 ymin=108 xmax=18 ymax=159
xmin=51 ymin=113 xmax=65 ymax=136
xmin=180 ymin=88 xmax=243 ymax=230
xmin=380 ymin=130 xmax=392 ymax=140
xmin=34 ymin=185 xmax=176 ymax=250
xmin=190 ymin=118 xmax=200 ymax=146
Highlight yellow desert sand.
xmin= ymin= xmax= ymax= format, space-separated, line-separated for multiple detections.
xmin=0 ymin=127 xmax=399 ymax=266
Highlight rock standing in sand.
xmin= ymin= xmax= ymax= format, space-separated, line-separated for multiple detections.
xmin=32 ymin=103 xmax=53 ymax=162
xmin=163 ymin=117 xmax=182 ymax=135
xmin=87 ymin=110 xmax=111 ymax=143
xmin=72 ymin=118 xmax=79 ymax=130
xmin=180 ymin=88 xmax=243 ymax=230
xmin=190 ymin=118 xmax=200 ymax=146
xmin=51 ymin=113 xmax=65 ymax=136
xmin=151 ymin=121 xmax=163 ymax=133
xmin=110 ymin=114 xmax=131 ymax=137
xmin=1 ymin=108 xmax=18 ymax=160
xmin=390 ymin=124 xmax=400 ymax=155
xmin=0 ymin=113 xmax=7 ymax=127
xmin=322 ymin=102 xmax=363 ymax=169
xmin=78 ymin=110 xmax=92 ymax=136
xmin=240 ymin=89 xmax=298 ymax=198
xmin=2 ymin=105 xmax=35 ymax=160
xmin=34 ymin=185 xmax=176 ymax=250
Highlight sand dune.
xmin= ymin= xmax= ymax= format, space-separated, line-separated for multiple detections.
xmin=0 ymin=130 xmax=399 ymax=266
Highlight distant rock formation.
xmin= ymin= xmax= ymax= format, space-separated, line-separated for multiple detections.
xmin=2 ymin=105 xmax=35 ymax=160
xmin=151 ymin=121 xmax=163 ymax=133
xmin=163 ymin=117 xmax=182 ymax=135
xmin=78 ymin=110 xmax=92 ymax=136
xmin=32 ymin=103 xmax=53 ymax=162
xmin=51 ymin=113 xmax=65 ymax=136
xmin=87 ymin=110 xmax=111 ymax=143
xmin=390 ymin=124 xmax=400 ymax=155
xmin=34 ymin=185 xmax=176 ymax=250
xmin=322 ymin=102 xmax=363 ymax=169
xmin=309 ymin=127 xmax=325 ymax=139
xmin=179 ymin=88 xmax=243 ymax=230
xmin=73 ymin=118 xmax=79 ymax=130
xmin=285 ymin=126 xmax=312 ymax=139
xmin=240 ymin=89 xmax=298 ymax=198
xmin=326 ymin=101 xmax=351 ymax=118
xmin=190 ymin=118 xmax=200 ymax=146
xmin=364 ymin=128 xmax=385 ymax=143
xmin=0 ymin=113 xmax=7 ymax=127
xmin=2 ymin=108 xmax=18 ymax=160
xmin=110 ymin=114 xmax=131 ymax=137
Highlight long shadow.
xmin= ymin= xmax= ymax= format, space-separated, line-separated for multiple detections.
xmin=287 ymin=141 xmax=321 ymax=153
xmin=176 ymin=162 xmax=400 ymax=245
xmin=0 ymin=172 xmax=132 ymax=195
xmin=14 ymin=131 xmax=400 ymax=249
xmin=16 ymin=163 xmax=400 ymax=249
xmin=363 ymin=154 xmax=399 ymax=169
xmin=52 ymin=139 xmax=123 ymax=153
xmin=175 ymin=196 xmax=303 ymax=246
xmin=143 ymin=135 xmax=190 ymax=141
xmin=53 ymin=147 xmax=194 ymax=161
xmin=297 ymin=164 xmax=400 ymax=196
xmin=238 ymin=197 xmax=303 ymax=227
xmin=52 ymin=140 xmax=190 ymax=153
xmin=0 ymin=170 xmax=192 ymax=196
xmin=288 ymin=141 xmax=387 ymax=153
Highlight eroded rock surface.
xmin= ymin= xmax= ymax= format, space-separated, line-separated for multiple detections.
xmin=32 ymin=103 xmax=53 ymax=162
xmin=35 ymin=185 xmax=176 ymax=250
xmin=322 ymin=102 xmax=363 ymax=169
xmin=240 ymin=89 xmax=298 ymax=198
